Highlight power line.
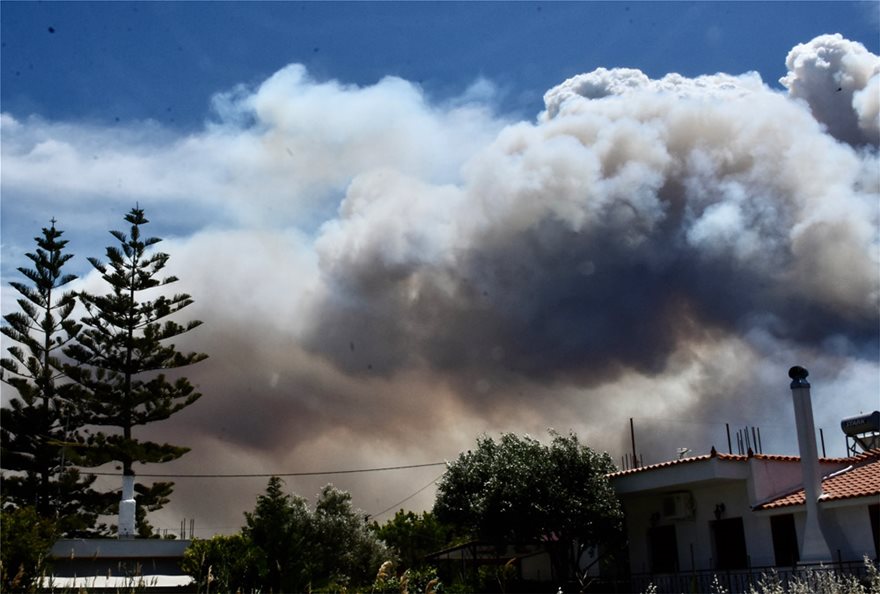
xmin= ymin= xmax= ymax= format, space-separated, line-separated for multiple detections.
xmin=83 ymin=461 xmax=447 ymax=479
xmin=370 ymin=471 xmax=446 ymax=520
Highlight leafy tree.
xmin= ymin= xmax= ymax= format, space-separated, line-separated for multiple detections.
xmin=311 ymin=484 xmax=389 ymax=588
xmin=63 ymin=206 xmax=207 ymax=535
xmin=0 ymin=221 xmax=107 ymax=536
xmin=433 ymin=431 xmax=624 ymax=586
xmin=0 ymin=504 xmax=58 ymax=593
xmin=375 ymin=510 xmax=456 ymax=570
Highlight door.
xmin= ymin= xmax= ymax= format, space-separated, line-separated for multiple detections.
xmin=712 ymin=517 xmax=748 ymax=570
xmin=770 ymin=514 xmax=799 ymax=567
xmin=648 ymin=524 xmax=679 ymax=573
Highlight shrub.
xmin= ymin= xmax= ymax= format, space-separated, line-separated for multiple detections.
xmin=181 ymin=533 xmax=260 ymax=593
xmin=0 ymin=505 xmax=58 ymax=593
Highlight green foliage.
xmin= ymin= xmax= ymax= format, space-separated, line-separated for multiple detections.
xmin=63 ymin=207 xmax=207 ymax=532
xmin=226 ymin=477 xmax=389 ymax=593
xmin=313 ymin=484 xmax=390 ymax=588
xmin=0 ymin=221 xmax=108 ymax=536
xmin=375 ymin=510 xmax=456 ymax=570
xmin=243 ymin=476 xmax=312 ymax=592
xmin=372 ymin=562 xmax=441 ymax=594
xmin=0 ymin=505 xmax=58 ymax=593
xmin=433 ymin=431 xmax=623 ymax=584
xmin=477 ymin=561 xmax=518 ymax=594
xmin=181 ymin=533 xmax=261 ymax=593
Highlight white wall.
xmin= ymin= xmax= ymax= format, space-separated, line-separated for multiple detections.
xmin=621 ymin=480 xmax=761 ymax=572
xmin=615 ymin=457 xmax=875 ymax=575
xmin=824 ymin=501 xmax=878 ymax=561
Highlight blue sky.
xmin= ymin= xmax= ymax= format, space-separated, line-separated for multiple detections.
xmin=2 ymin=2 xmax=879 ymax=535
xmin=3 ymin=2 xmax=878 ymax=129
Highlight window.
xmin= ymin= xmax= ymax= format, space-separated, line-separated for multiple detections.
xmin=770 ymin=514 xmax=799 ymax=567
xmin=648 ymin=525 xmax=679 ymax=573
xmin=870 ymin=503 xmax=879 ymax=559
xmin=711 ymin=518 xmax=748 ymax=570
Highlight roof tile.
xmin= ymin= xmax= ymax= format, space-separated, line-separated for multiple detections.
xmin=608 ymin=448 xmax=874 ymax=479
xmin=754 ymin=449 xmax=880 ymax=510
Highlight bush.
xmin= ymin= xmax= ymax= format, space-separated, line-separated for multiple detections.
xmin=372 ymin=562 xmax=441 ymax=594
xmin=0 ymin=505 xmax=58 ymax=593
xmin=181 ymin=533 xmax=261 ymax=593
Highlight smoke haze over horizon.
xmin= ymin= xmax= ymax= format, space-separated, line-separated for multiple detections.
xmin=2 ymin=30 xmax=878 ymax=536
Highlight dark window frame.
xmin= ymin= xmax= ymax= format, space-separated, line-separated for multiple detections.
xmin=770 ymin=513 xmax=800 ymax=567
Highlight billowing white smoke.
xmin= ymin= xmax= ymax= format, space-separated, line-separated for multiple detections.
xmin=1 ymin=34 xmax=877 ymax=533
xmin=780 ymin=33 xmax=880 ymax=146
xmin=303 ymin=45 xmax=878 ymax=387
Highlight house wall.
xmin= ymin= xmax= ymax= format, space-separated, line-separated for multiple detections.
xmin=621 ymin=479 xmax=783 ymax=573
xmin=747 ymin=460 xmax=805 ymax=503
xmin=50 ymin=539 xmax=191 ymax=579
xmin=823 ymin=500 xmax=879 ymax=561
xmin=614 ymin=455 xmax=878 ymax=577
xmin=519 ymin=551 xmax=552 ymax=582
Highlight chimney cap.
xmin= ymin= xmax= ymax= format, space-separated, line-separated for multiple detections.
xmin=789 ymin=365 xmax=810 ymax=388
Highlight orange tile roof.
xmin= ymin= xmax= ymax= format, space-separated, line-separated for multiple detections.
xmin=608 ymin=453 xmax=715 ymax=477
xmin=608 ymin=448 xmax=862 ymax=478
xmin=754 ymin=449 xmax=880 ymax=510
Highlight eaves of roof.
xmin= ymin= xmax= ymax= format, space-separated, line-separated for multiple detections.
xmin=607 ymin=448 xmax=863 ymax=479
xmin=753 ymin=449 xmax=880 ymax=510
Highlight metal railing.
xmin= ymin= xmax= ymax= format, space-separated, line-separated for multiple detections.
xmin=598 ymin=559 xmax=876 ymax=594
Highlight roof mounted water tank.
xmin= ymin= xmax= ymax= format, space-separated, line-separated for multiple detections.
xmin=840 ymin=411 xmax=880 ymax=436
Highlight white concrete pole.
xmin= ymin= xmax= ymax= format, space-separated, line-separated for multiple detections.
xmin=118 ymin=473 xmax=136 ymax=539
xmin=788 ymin=366 xmax=831 ymax=562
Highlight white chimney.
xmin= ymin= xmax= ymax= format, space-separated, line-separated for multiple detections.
xmin=788 ymin=366 xmax=831 ymax=562
xmin=118 ymin=473 xmax=136 ymax=539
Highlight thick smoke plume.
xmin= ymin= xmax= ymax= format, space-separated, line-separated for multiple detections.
xmin=1 ymin=35 xmax=878 ymax=535
xmin=302 ymin=37 xmax=878 ymax=386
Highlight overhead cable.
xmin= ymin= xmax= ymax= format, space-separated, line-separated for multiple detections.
xmin=85 ymin=461 xmax=447 ymax=479
xmin=370 ymin=471 xmax=447 ymax=520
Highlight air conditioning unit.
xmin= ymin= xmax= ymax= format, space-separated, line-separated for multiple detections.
xmin=660 ymin=492 xmax=694 ymax=520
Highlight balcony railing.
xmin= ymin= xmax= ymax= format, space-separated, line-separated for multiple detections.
xmin=587 ymin=559 xmax=876 ymax=594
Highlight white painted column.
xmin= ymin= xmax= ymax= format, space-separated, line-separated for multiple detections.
xmin=788 ymin=366 xmax=831 ymax=562
xmin=118 ymin=474 xmax=136 ymax=539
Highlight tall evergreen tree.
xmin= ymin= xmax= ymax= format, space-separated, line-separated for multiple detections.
xmin=0 ymin=221 xmax=106 ymax=536
xmin=243 ymin=477 xmax=313 ymax=593
xmin=64 ymin=206 xmax=207 ymax=536
xmin=241 ymin=478 xmax=389 ymax=593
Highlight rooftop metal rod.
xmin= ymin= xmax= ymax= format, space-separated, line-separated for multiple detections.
xmin=726 ymin=423 xmax=732 ymax=454
xmin=630 ymin=417 xmax=638 ymax=468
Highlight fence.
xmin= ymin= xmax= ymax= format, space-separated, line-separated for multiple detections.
xmin=592 ymin=559 xmax=875 ymax=594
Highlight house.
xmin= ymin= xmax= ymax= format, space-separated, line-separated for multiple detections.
xmin=44 ymin=539 xmax=192 ymax=592
xmin=608 ymin=367 xmax=879 ymax=593
xmin=43 ymin=468 xmax=194 ymax=591
xmin=611 ymin=449 xmax=879 ymax=568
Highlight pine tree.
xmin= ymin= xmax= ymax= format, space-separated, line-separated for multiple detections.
xmin=243 ymin=477 xmax=312 ymax=592
xmin=64 ymin=206 xmax=207 ymax=536
xmin=1 ymin=221 xmax=106 ymax=536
